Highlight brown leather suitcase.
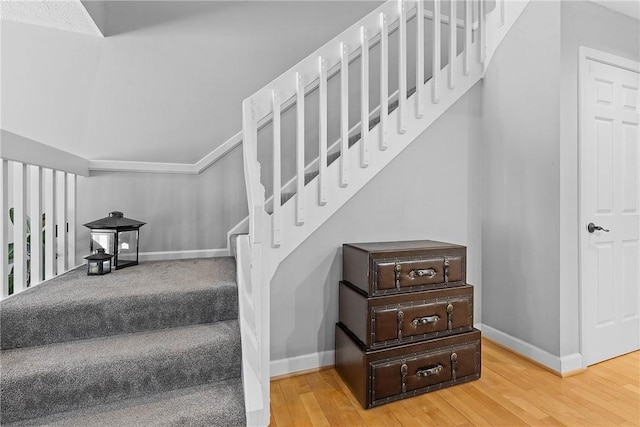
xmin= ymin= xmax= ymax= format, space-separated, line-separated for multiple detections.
xmin=343 ymin=240 xmax=466 ymax=296
xmin=339 ymin=281 xmax=474 ymax=349
xmin=336 ymin=323 xmax=481 ymax=408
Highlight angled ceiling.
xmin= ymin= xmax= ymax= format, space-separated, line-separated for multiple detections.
xmin=0 ymin=0 xmax=103 ymax=36
xmin=590 ymin=0 xmax=640 ymax=20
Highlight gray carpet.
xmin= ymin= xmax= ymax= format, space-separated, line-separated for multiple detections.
xmin=1 ymin=258 xmax=238 ymax=349
xmin=0 ymin=257 xmax=246 ymax=426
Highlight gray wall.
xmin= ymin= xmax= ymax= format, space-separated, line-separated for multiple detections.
xmin=271 ymin=83 xmax=483 ymax=362
xmin=75 ymin=147 xmax=246 ymax=257
xmin=481 ymin=1 xmax=561 ymax=356
xmin=558 ymin=1 xmax=640 ymax=358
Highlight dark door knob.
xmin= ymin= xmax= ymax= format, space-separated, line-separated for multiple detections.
xmin=587 ymin=223 xmax=610 ymax=233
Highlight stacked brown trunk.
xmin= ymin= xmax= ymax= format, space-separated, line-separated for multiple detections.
xmin=336 ymin=240 xmax=481 ymax=408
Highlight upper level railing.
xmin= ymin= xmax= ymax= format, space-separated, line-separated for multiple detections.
xmin=242 ymin=0 xmax=486 ymax=250
xmin=1 ymin=131 xmax=88 ymax=300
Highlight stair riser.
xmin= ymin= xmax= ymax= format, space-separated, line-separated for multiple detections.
xmin=0 ymin=332 xmax=241 ymax=424
xmin=1 ymin=289 xmax=238 ymax=350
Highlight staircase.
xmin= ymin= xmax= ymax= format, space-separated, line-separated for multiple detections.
xmin=237 ymin=0 xmax=529 ymax=425
xmin=0 ymin=258 xmax=246 ymax=426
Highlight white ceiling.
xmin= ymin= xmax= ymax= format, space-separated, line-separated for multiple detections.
xmin=590 ymin=0 xmax=640 ymax=20
xmin=0 ymin=0 xmax=103 ymax=36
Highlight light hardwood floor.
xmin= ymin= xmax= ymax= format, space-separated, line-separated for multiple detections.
xmin=270 ymin=339 xmax=640 ymax=426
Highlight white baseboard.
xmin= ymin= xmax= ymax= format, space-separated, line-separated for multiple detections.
xmin=480 ymin=323 xmax=583 ymax=374
xmin=560 ymin=352 xmax=584 ymax=374
xmin=270 ymin=350 xmax=335 ymax=378
xmin=267 ymin=325 xmax=584 ymax=378
xmin=138 ymin=248 xmax=230 ymax=261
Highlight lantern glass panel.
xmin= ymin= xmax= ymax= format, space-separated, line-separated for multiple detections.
xmin=89 ymin=261 xmax=100 ymax=275
xmin=117 ymin=230 xmax=138 ymax=265
xmin=91 ymin=231 xmax=115 ymax=255
xmin=102 ymin=260 xmax=111 ymax=272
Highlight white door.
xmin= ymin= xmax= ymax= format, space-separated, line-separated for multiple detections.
xmin=580 ymin=48 xmax=640 ymax=367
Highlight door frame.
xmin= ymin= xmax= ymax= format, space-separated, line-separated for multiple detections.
xmin=578 ymin=46 xmax=640 ymax=368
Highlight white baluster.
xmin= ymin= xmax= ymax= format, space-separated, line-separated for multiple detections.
xmin=43 ymin=168 xmax=56 ymax=279
xmin=433 ymin=0 xmax=441 ymax=104
xmin=67 ymin=174 xmax=77 ymax=269
xmin=449 ymin=0 xmax=457 ymax=88
xmin=398 ymin=0 xmax=407 ymax=134
xmin=56 ymin=171 xmax=67 ymax=273
xmin=271 ymin=90 xmax=282 ymax=248
xmin=340 ymin=43 xmax=351 ymax=184
xmin=464 ymin=0 xmax=472 ymax=76
xmin=1 ymin=160 xmax=9 ymax=298
xmin=29 ymin=165 xmax=43 ymax=285
xmin=318 ymin=56 xmax=328 ymax=206
xmin=497 ymin=0 xmax=505 ymax=27
xmin=13 ymin=162 xmax=27 ymax=293
xmin=479 ymin=0 xmax=486 ymax=64
xmin=360 ymin=26 xmax=370 ymax=168
xmin=379 ymin=13 xmax=389 ymax=150
xmin=416 ymin=0 xmax=425 ymax=118
xmin=296 ymin=72 xmax=306 ymax=224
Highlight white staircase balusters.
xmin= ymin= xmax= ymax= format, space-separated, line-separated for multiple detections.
xmin=0 ymin=159 xmax=79 ymax=300
xmin=433 ymin=0 xmax=442 ymax=103
xmin=29 ymin=165 xmax=43 ymax=285
xmin=449 ymin=0 xmax=457 ymax=88
xmin=479 ymin=0 xmax=486 ymax=64
xmin=318 ymin=57 xmax=328 ymax=206
xmin=55 ymin=170 xmax=67 ymax=273
xmin=340 ymin=43 xmax=350 ymax=185
xmin=43 ymin=168 xmax=56 ymax=281
xmin=296 ymin=73 xmax=306 ymax=224
xmin=464 ymin=0 xmax=472 ymax=75
xmin=271 ymin=90 xmax=282 ymax=248
xmin=398 ymin=0 xmax=408 ymax=134
xmin=360 ymin=27 xmax=370 ymax=168
xmin=1 ymin=160 xmax=9 ymax=298
xmin=379 ymin=13 xmax=389 ymax=151
xmin=416 ymin=0 xmax=425 ymax=118
xmin=66 ymin=174 xmax=77 ymax=271
xmin=13 ymin=162 xmax=27 ymax=294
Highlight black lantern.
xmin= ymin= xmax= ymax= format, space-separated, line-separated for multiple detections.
xmin=83 ymin=211 xmax=145 ymax=270
xmin=84 ymin=249 xmax=114 ymax=275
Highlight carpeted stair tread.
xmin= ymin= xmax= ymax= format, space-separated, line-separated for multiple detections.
xmin=1 ymin=258 xmax=238 ymax=350
xmin=0 ymin=321 xmax=241 ymax=424
xmin=6 ymin=378 xmax=246 ymax=427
